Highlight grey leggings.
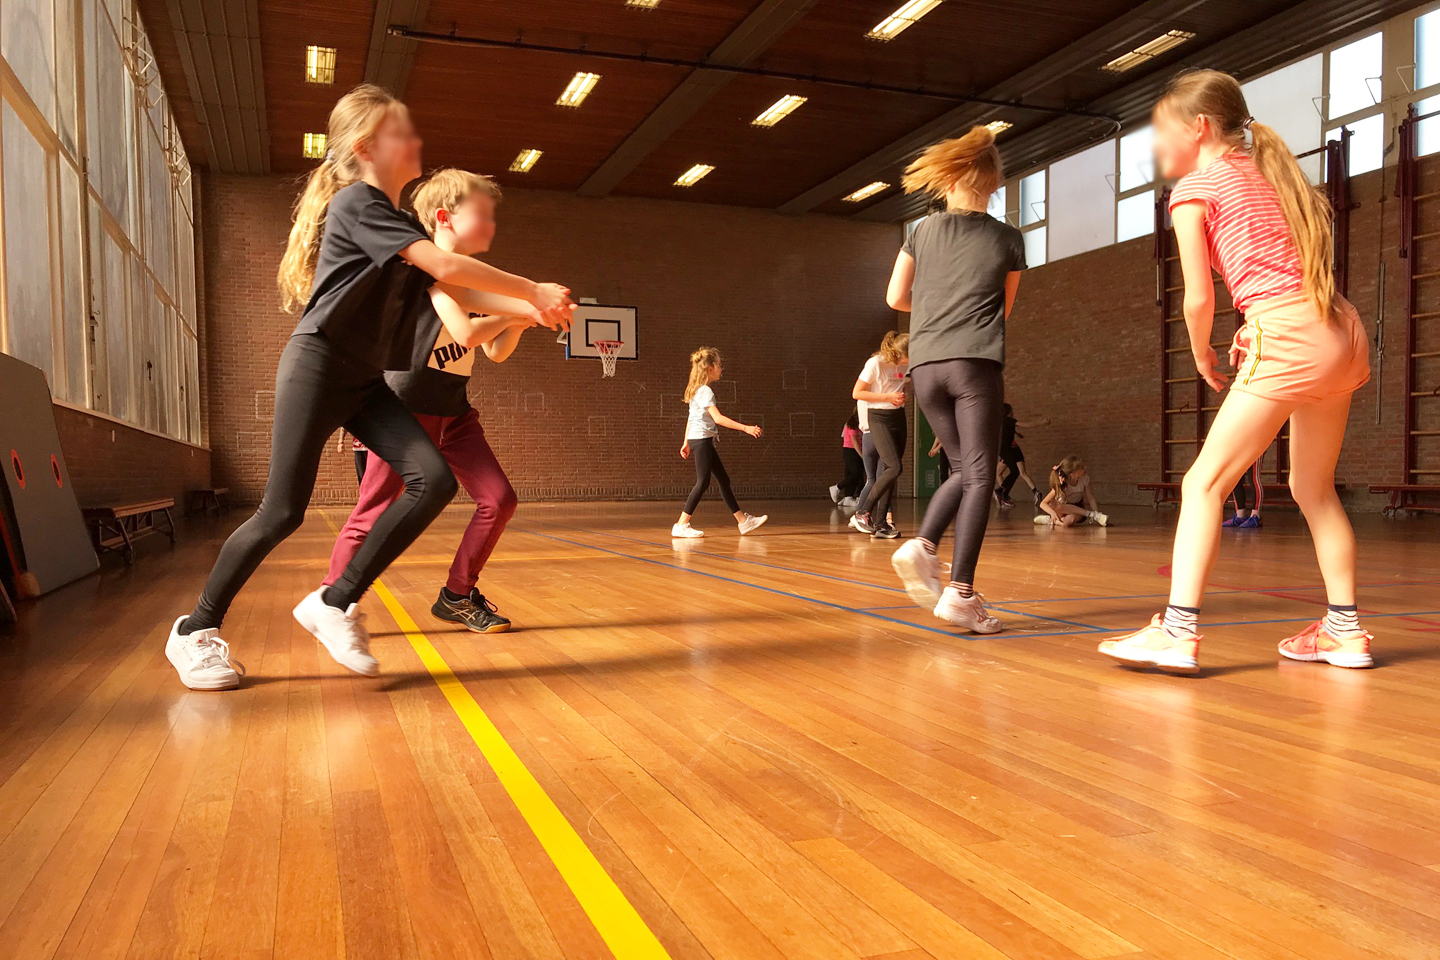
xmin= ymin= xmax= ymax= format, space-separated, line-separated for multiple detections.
xmin=866 ymin=408 xmax=907 ymax=523
xmin=855 ymin=431 xmax=879 ymax=513
xmin=184 ymin=334 xmax=458 ymax=631
xmin=912 ymin=358 xmax=1004 ymax=585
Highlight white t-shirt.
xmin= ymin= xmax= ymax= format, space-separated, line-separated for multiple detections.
xmin=856 ymin=355 xmax=907 ymax=427
xmin=1062 ymin=474 xmax=1092 ymax=505
xmin=686 ymin=384 xmax=719 ymax=440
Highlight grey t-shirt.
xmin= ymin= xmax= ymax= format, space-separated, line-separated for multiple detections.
xmin=901 ymin=209 xmax=1026 ymax=368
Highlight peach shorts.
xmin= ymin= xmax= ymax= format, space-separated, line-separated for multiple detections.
xmin=1230 ymin=291 xmax=1370 ymax=403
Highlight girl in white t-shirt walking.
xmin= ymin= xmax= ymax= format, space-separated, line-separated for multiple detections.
xmin=850 ymin=332 xmax=909 ymax=539
xmin=672 ymin=347 xmax=769 ymax=538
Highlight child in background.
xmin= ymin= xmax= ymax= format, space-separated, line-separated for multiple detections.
xmin=850 ymin=332 xmax=910 ymax=540
xmin=1035 ymin=456 xmax=1108 ymax=527
xmin=164 ymin=84 xmax=573 ymax=691
xmin=929 ymin=436 xmax=950 ymax=486
xmin=1100 ymin=69 xmax=1372 ymax=675
xmin=672 ymin=347 xmax=768 ymax=539
xmin=884 ymin=125 xmax=1025 ymax=632
xmin=830 ymin=412 xmax=865 ymax=507
xmin=994 ymin=403 xmax=1047 ymax=507
xmin=321 ymin=169 xmax=536 ymax=635
xmin=1223 ymin=459 xmax=1264 ymax=527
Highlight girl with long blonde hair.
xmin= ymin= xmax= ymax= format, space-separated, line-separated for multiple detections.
xmin=1034 ymin=456 xmax=1107 ymax=527
xmin=165 ymin=84 xmax=575 ymax=692
xmin=848 ymin=331 xmax=910 ymax=539
xmin=1100 ymin=69 xmax=1372 ymax=675
xmin=886 ymin=125 xmax=1025 ymax=633
xmin=673 ymin=348 xmax=768 ymax=538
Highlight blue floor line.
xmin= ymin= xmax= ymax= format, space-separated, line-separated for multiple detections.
xmin=516 ymin=526 xmax=1101 ymax=641
xmin=538 ymin=524 xmax=1105 ymax=631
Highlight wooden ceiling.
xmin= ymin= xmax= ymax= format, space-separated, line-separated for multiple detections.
xmin=140 ymin=0 xmax=1420 ymax=220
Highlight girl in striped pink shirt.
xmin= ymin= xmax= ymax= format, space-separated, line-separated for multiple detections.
xmin=1100 ymin=69 xmax=1372 ymax=676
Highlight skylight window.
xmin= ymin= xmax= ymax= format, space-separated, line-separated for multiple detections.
xmin=557 ymin=72 xmax=601 ymax=108
xmin=509 ymin=149 xmax=543 ymax=173
xmin=302 ymin=132 xmax=327 ymax=159
xmin=752 ymin=94 xmax=807 ymax=127
xmin=843 ymin=181 xmax=890 ymax=202
xmin=675 ymin=164 xmax=715 ymax=187
xmin=866 ymin=0 xmax=943 ymax=42
xmin=305 ymin=45 xmax=336 ymax=84
xmin=1101 ymin=30 xmax=1196 ymax=73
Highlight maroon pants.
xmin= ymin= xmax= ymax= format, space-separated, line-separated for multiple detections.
xmin=325 ymin=408 xmax=516 ymax=596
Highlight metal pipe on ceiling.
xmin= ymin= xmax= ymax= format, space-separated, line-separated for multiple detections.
xmin=387 ymin=25 xmax=1120 ymax=122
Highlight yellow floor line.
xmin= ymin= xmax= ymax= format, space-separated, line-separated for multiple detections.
xmin=318 ymin=511 xmax=672 ymax=960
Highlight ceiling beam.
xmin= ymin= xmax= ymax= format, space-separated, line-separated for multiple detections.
xmin=166 ymin=0 xmax=269 ymax=174
xmin=776 ymin=0 xmax=1207 ymax=216
xmin=365 ymin=0 xmax=431 ymax=97
xmin=855 ymin=0 xmax=1414 ymax=223
xmin=576 ymin=0 xmax=818 ymax=198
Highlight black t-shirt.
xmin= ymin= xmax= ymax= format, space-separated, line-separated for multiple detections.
xmin=902 ymin=209 xmax=1026 ymax=368
xmin=1000 ymin=415 xmax=1018 ymax=451
xmin=384 ymin=296 xmax=474 ymax=417
xmin=291 ymin=182 xmax=434 ymax=371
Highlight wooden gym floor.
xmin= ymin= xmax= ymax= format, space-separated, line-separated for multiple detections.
xmin=2 ymin=499 xmax=1439 ymax=960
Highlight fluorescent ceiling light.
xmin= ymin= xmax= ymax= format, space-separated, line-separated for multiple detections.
xmin=843 ymin=181 xmax=890 ymax=202
xmin=752 ymin=94 xmax=807 ymax=127
xmin=675 ymin=163 xmax=715 ymax=187
xmin=302 ymin=132 xmax=327 ymax=159
xmin=985 ymin=120 xmax=1012 ymax=135
xmin=626 ymin=0 xmax=662 ymax=7
xmin=305 ymin=45 xmax=336 ymax=84
xmin=557 ymin=72 xmax=601 ymax=108
xmin=509 ymin=149 xmax=543 ymax=173
xmin=1101 ymin=29 xmax=1196 ymax=73
xmin=866 ymin=0 xmax=943 ymax=42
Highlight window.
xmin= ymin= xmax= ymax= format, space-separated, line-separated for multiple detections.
xmin=1023 ymin=227 xmax=1047 ymax=269
xmin=0 ymin=0 xmax=199 ymax=444
xmin=1327 ymin=32 xmax=1381 ymax=119
xmin=1117 ymin=192 xmax=1155 ymax=243
xmin=987 ymin=185 xmax=1007 ymax=224
xmin=1418 ymin=94 xmax=1440 ymax=157
xmin=1118 ymin=126 xmax=1154 ymax=192
xmin=1327 ymin=113 xmax=1385 ymax=175
xmin=1417 ymin=8 xmax=1440 ymax=90
xmin=1049 ymin=141 xmax=1115 ymax=261
xmin=1242 ymin=54 xmax=1324 ymax=183
xmin=1019 ymin=171 xmax=1045 ymax=226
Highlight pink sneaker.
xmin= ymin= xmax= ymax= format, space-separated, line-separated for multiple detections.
xmin=1098 ymin=616 xmax=1200 ymax=675
xmin=1278 ymin=620 xmax=1373 ymax=669
xmin=932 ymin=586 xmax=1002 ymax=634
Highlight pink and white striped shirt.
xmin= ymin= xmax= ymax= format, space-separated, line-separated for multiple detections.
xmin=1168 ymin=152 xmax=1304 ymax=312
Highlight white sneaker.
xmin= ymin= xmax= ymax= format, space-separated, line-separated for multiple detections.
xmin=1033 ymin=514 xmax=1054 ymax=526
xmin=839 ymin=497 xmax=859 ymax=509
xmin=671 ymin=521 xmax=704 ymax=538
xmin=891 ymin=539 xmax=941 ymax=610
xmin=933 ymin=587 xmax=1003 ymax=634
xmin=293 ymin=590 xmax=380 ymax=677
xmin=166 ymin=616 xmax=243 ymax=690
xmin=1088 ymin=510 xmax=1109 ymax=527
xmin=738 ymin=513 xmax=768 ymax=535
xmin=829 ymin=484 xmax=843 ymax=504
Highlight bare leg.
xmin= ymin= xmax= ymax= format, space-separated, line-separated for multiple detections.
xmin=1287 ymin=393 xmax=1357 ymax=606
xmin=1169 ymin=391 xmax=1294 ymax=608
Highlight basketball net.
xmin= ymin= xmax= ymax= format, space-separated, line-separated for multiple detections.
xmin=594 ymin=340 xmax=623 ymax=378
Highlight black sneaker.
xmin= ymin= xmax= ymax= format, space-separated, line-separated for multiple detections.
xmin=431 ymin=589 xmax=512 ymax=633
xmin=872 ymin=523 xmax=901 ymax=540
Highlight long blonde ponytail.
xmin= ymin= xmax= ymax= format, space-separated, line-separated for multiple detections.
xmin=1159 ymin=69 xmax=1336 ymax=319
xmin=277 ymin=84 xmax=405 ymax=312
xmin=902 ymin=125 xmax=1003 ymax=203
xmin=683 ymin=347 xmax=721 ymax=402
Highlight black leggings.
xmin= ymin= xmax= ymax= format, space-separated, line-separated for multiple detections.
xmin=1232 ymin=460 xmax=1264 ymax=512
xmin=855 ymin=432 xmax=879 ymax=513
xmin=838 ymin=448 xmax=865 ymax=498
xmin=913 ymin=358 xmax=1004 ymax=585
xmin=684 ymin=438 xmax=740 ymax=515
xmin=866 ymin=408 xmax=907 ymax=523
xmin=185 ymin=335 xmax=458 ymax=630
xmin=997 ymin=445 xmax=1023 ymax=497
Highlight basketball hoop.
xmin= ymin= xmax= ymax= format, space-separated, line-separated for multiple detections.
xmin=594 ymin=340 xmax=623 ymax=378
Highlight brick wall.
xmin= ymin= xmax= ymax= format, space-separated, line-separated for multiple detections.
xmin=54 ymin=405 xmax=211 ymax=507
xmin=1003 ymin=159 xmax=1426 ymax=510
xmin=202 ymin=172 xmax=903 ymax=505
